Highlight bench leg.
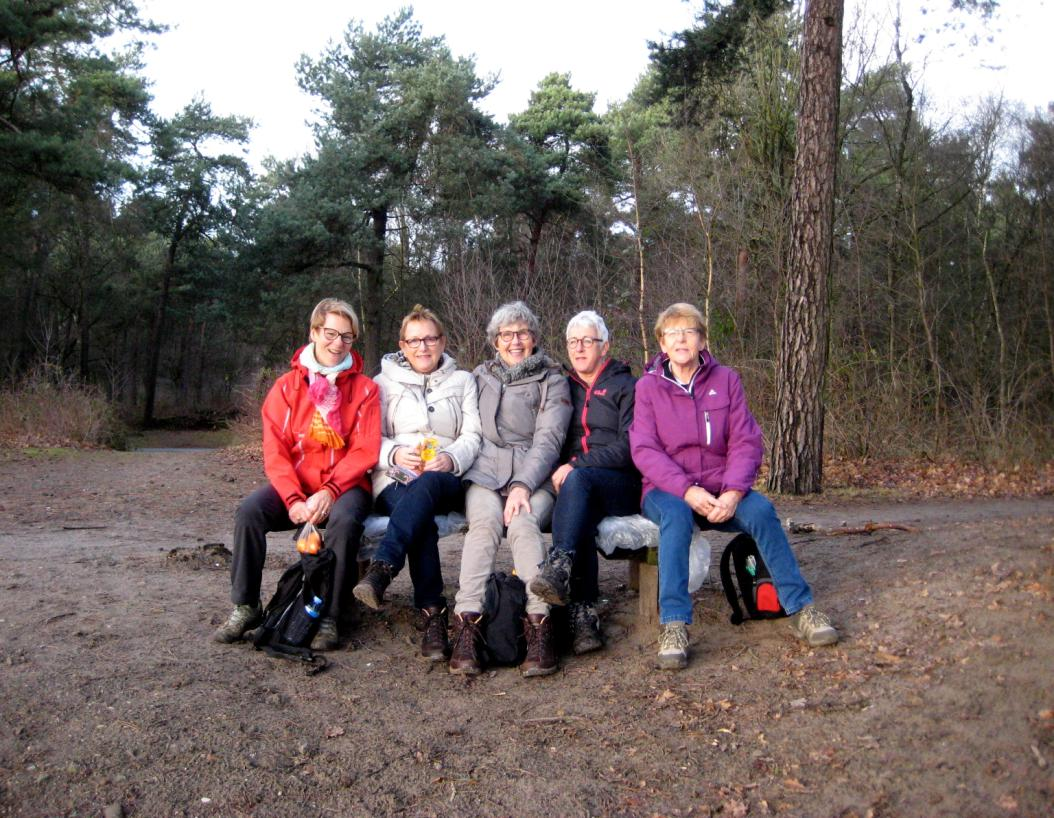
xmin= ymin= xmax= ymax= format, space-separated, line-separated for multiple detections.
xmin=628 ymin=560 xmax=640 ymax=591
xmin=637 ymin=562 xmax=660 ymax=628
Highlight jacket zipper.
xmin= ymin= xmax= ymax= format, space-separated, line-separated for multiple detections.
xmin=575 ymin=358 xmax=610 ymax=454
xmin=705 ymin=410 xmax=711 ymax=446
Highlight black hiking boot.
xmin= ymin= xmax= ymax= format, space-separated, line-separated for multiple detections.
xmin=352 ymin=560 xmax=394 ymax=610
xmin=529 ymin=549 xmax=573 ymax=606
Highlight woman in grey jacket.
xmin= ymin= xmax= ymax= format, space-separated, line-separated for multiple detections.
xmin=451 ymin=301 xmax=572 ymax=678
xmin=353 ymin=305 xmax=481 ymax=660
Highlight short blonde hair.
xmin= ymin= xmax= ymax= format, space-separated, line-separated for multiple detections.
xmin=310 ymin=298 xmax=360 ymax=339
xmin=654 ymin=302 xmax=706 ymax=344
xmin=400 ymin=304 xmax=445 ymax=340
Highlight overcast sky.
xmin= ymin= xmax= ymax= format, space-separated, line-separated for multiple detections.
xmin=134 ymin=0 xmax=1053 ymax=170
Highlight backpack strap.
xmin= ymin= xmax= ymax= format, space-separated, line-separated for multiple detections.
xmin=257 ymin=641 xmax=329 ymax=674
xmin=719 ymin=539 xmax=746 ymax=625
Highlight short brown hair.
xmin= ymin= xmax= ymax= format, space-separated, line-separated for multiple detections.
xmin=653 ymin=302 xmax=706 ymax=344
xmin=310 ymin=298 xmax=360 ymax=339
xmin=400 ymin=304 xmax=445 ymax=340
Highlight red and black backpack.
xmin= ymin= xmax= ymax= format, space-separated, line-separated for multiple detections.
xmin=719 ymin=533 xmax=787 ymax=624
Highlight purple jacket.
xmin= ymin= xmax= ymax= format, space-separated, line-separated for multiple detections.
xmin=629 ymin=350 xmax=763 ymax=500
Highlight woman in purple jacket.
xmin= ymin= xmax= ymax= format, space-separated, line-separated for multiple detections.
xmin=629 ymin=303 xmax=838 ymax=670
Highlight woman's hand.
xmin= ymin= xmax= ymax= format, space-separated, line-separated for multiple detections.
xmin=706 ymin=490 xmax=743 ymax=524
xmin=683 ymin=486 xmax=717 ymax=516
xmin=288 ymin=500 xmax=311 ymax=525
xmin=393 ymin=446 xmax=424 ymax=473
xmin=306 ymin=489 xmax=334 ymax=524
xmin=422 ymin=452 xmax=454 ymax=473
xmin=503 ymin=485 xmax=532 ymax=526
xmin=550 ymin=463 xmax=573 ymax=494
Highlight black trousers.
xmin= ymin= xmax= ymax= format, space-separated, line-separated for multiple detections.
xmin=229 ymin=483 xmax=371 ymax=618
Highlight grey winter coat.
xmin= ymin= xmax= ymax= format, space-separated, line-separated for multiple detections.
xmin=462 ymin=352 xmax=572 ymax=495
xmin=372 ymin=351 xmax=482 ymax=496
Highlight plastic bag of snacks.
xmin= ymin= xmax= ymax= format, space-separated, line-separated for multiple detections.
xmin=295 ymin=522 xmax=324 ymax=555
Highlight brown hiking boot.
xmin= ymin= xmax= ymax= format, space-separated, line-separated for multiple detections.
xmin=352 ymin=560 xmax=393 ymax=610
xmin=419 ymin=605 xmax=449 ymax=661
xmin=448 ymin=611 xmax=484 ymax=675
xmin=521 ymin=613 xmax=558 ymax=677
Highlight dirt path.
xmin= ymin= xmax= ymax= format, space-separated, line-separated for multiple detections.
xmin=1 ymin=448 xmax=1052 ymax=818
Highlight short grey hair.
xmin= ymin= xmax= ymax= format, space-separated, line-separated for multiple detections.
xmin=565 ymin=310 xmax=609 ymax=343
xmin=486 ymin=301 xmax=541 ymax=345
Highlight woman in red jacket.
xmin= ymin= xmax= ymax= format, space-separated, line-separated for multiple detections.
xmin=213 ymin=298 xmax=381 ymax=651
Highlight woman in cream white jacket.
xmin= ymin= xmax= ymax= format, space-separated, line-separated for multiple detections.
xmin=353 ymin=305 xmax=482 ymax=660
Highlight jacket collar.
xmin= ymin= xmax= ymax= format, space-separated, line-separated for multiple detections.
xmin=487 ymin=351 xmax=554 ymax=384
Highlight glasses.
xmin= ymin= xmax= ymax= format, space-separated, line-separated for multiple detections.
xmin=320 ymin=327 xmax=356 ymax=345
xmin=566 ymin=336 xmax=601 ymax=349
xmin=661 ymin=327 xmax=702 ymax=340
xmin=497 ymin=329 xmax=533 ymax=343
xmin=402 ymin=335 xmax=442 ymax=349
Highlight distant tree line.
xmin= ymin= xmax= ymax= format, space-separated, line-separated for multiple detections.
xmin=2 ymin=0 xmax=1050 ymax=472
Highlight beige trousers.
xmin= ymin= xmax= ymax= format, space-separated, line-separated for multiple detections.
xmin=455 ymin=483 xmax=555 ymax=616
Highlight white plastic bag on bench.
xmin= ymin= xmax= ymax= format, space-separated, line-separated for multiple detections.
xmin=358 ymin=512 xmax=469 ymax=561
xmin=596 ymin=514 xmax=710 ymax=591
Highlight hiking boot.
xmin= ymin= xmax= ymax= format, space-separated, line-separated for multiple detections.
xmin=521 ymin=613 xmax=558 ymax=677
xmin=788 ymin=604 xmax=839 ymax=647
xmin=352 ymin=560 xmax=394 ymax=610
xmin=529 ymin=549 xmax=573 ymax=606
xmin=449 ymin=611 xmax=484 ymax=675
xmin=310 ymin=616 xmax=340 ymax=651
xmin=569 ymin=602 xmax=603 ymax=655
xmin=213 ymin=603 xmax=262 ymax=644
xmin=656 ymin=622 xmax=689 ymax=670
xmin=419 ymin=605 xmax=449 ymax=661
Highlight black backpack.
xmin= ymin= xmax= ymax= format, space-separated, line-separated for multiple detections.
xmin=481 ymin=571 xmax=528 ymax=666
xmin=252 ymin=547 xmax=335 ymax=668
xmin=719 ymin=533 xmax=787 ymax=625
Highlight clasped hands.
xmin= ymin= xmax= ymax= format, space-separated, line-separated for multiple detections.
xmin=289 ymin=488 xmax=334 ymax=526
xmin=684 ymin=486 xmax=743 ymax=524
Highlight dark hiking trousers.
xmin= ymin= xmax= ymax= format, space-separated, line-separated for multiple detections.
xmin=230 ymin=483 xmax=371 ymax=619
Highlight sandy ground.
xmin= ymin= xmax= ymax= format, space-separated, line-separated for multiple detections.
xmin=0 ymin=446 xmax=1052 ymax=818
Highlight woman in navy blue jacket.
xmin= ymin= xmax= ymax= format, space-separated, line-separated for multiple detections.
xmin=531 ymin=310 xmax=640 ymax=654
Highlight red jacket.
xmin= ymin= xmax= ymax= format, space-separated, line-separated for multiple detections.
xmin=261 ymin=346 xmax=381 ymax=509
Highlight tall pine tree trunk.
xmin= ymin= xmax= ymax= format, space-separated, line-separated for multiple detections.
xmin=361 ymin=206 xmax=388 ymax=370
xmin=768 ymin=0 xmax=843 ymax=495
xmin=142 ymin=238 xmax=179 ymax=427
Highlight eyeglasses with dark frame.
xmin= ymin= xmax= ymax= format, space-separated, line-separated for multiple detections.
xmin=496 ymin=329 xmax=533 ymax=343
xmin=402 ymin=335 xmax=443 ymax=349
xmin=566 ymin=336 xmax=602 ymax=349
xmin=320 ymin=327 xmax=356 ymax=345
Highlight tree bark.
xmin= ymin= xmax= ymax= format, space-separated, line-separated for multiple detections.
xmin=142 ymin=238 xmax=178 ymax=427
xmin=361 ymin=206 xmax=388 ymax=370
xmin=768 ymin=0 xmax=843 ymax=495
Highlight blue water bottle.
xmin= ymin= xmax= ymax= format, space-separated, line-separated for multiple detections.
xmin=282 ymin=594 xmax=324 ymax=646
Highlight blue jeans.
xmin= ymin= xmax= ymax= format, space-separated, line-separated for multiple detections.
xmin=641 ymin=488 xmax=813 ymax=624
xmin=550 ymin=467 xmax=641 ymax=604
xmin=373 ymin=471 xmax=463 ymax=609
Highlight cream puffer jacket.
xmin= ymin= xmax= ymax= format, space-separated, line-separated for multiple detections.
xmin=371 ymin=351 xmax=482 ymax=496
